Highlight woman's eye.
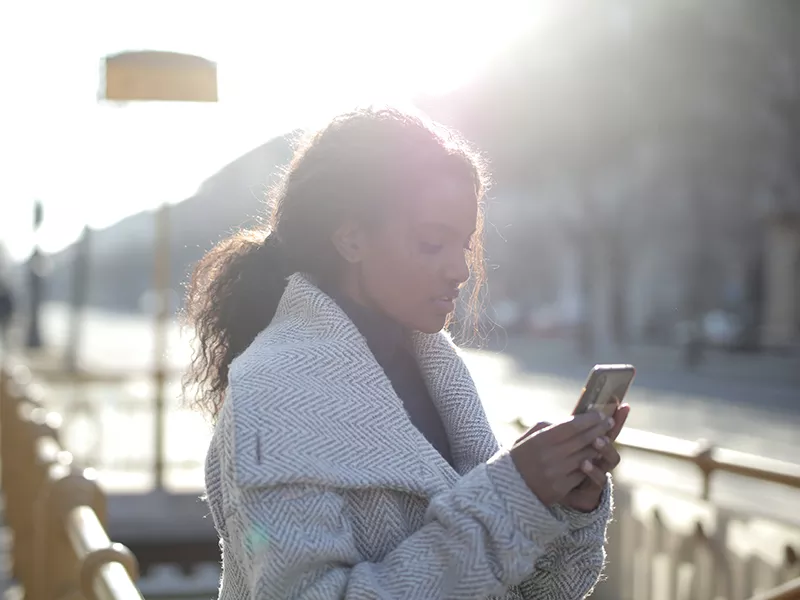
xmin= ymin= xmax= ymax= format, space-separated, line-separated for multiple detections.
xmin=419 ymin=241 xmax=444 ymax=255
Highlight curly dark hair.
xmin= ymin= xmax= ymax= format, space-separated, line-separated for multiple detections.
xmin=181 ymin=107 xmax=489 ymax=420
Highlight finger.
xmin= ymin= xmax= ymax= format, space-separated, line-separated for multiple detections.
xmin=558 ymin=417 xmax=615 ymax=456
xmin=516 ymin=421 xmax=552 ymax=444
xmin=580 ymin=459 xmax=607 ymax=487
xmin=594 ymin=443 xmax=622 ymax=473
xmin=556 ymin=470 xmax=588 ymax=496
xmin=547 ymin=412 xmax=607 ymax=443
xmin=562 ymin=446 xmax=601 ymax=474
xmin=607 ymin=404 xmax=630 ymax=441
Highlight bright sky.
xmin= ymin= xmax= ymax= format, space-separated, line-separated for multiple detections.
xmin=0 ymin=0 xmax=542 ymax=261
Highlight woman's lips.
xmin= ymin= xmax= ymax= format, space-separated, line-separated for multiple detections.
xmin=431 ymin=294 xmax=457 ymax=313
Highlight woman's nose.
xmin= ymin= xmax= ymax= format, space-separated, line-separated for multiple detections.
xmin=445 ymin=251 xmax=470 ymax=286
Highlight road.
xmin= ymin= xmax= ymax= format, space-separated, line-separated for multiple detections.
xmin=14 ymin=304 xmax=800 ymax=523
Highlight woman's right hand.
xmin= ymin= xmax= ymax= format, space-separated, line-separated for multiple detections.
xmin=509 ymin=412 xmax=615 ymax=507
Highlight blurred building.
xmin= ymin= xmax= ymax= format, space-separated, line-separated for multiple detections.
xmin=433 ymin=0 xmax=800 ymax=352
xmin=39 ymin=1 xmax=800 ymax=353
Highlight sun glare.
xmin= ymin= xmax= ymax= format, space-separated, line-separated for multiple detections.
xmin=1 ymin=0 xmax=537 ymax=260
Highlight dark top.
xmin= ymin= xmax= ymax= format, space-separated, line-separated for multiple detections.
xmin=331 ymin=293 xmax=455 ymax=468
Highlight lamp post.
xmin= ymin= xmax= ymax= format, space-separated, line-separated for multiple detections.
xmin=65 ymin=225 xmax=91 ymax=372
xmin=99 ymin=50 xmax=218 ymax=490
xmin=26 ymin=200 xmax=45 ymax=349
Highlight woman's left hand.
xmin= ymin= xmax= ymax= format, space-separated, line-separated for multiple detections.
xmin=561 ymin=404 xmax=630 ymax=512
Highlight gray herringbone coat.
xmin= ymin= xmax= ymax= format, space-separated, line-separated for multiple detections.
xmin=204 ymin=274 xmax=612 ymax=599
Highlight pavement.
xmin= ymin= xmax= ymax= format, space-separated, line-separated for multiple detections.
xmin=5 ymin=306 xmax=800 ymax=517
xmin=464 ymin=335 xmax=800 ymax=462
xmin=2 ymin=308 xmax=798 ymax=597
xmin=460 ymin=339 xmax=800 ymax=525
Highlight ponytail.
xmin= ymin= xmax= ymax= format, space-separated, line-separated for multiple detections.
xmin=181 ymin=106 xmax=488 ymax=421
xmin=181 ymin=229 xmax=291 ymax=419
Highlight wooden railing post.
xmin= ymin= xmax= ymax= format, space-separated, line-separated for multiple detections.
xmin=33 ymin=462 xmax=142 ymax=600
xmin=748 ymin=576 xmax=800 ymax=600
xmin=1 ymin=369 xmax=63 ymax=593
xmin=1 ymin=364 xmax=144 ymax=600
xmin=694 ymin=440 xmax=716 ymax=501
xmin=35 ymin=463 xmax=105 ymax=600
xmin=68 ymin=505 xmax=140 ymax=600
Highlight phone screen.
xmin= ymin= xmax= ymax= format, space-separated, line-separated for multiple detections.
xmin=572 ymin=364 xmax=635 ymax=418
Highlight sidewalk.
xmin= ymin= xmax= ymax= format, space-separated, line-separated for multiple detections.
xmin=9 ymin=310 xmax=799 ymax=464
xmin=478 ymin=335 xmax=800 ymax=416
xmin=484 ymin=334 xmax=800 ymax=387
xmin=460 ymin=338 xmax=800 ymax=464
xmin=4 ymin=311 xmax=798 ymax=528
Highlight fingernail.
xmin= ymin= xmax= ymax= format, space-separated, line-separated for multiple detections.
xmin=582 ymin=460 xmax=594 ymax=473
xmin=594 ymin=437 xmax=606 ymax=449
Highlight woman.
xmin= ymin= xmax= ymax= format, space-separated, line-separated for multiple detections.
xmin=184 ymin=107 xmax=629 ymax=599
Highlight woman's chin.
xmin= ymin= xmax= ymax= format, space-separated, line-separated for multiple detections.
xmin=414 ymin=314 xmax=448 ymax=334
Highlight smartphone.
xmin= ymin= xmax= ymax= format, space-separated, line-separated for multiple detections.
xmin=572 ymin=364 xmax=636 ymax=418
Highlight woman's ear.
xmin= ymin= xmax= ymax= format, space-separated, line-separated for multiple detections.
xmin=331 ymin=221 xmax=367 ymax=264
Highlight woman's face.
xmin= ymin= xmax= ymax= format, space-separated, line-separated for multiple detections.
xmin=346 ymin=175 xmax=479 ymax=333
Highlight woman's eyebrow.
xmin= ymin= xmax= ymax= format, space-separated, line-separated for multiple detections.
xmin=414 ymin=222 xmax=475 ymax=238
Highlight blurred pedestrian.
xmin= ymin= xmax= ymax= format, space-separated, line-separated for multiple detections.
xmin=0 ymin=278 xmax=14 ymax=346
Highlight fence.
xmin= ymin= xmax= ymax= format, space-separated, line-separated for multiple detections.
xmin=3 ymin=355 xmax=800 ymax=600
xmin=524 ymin=420 xmax=800 ymax=599
xmin=0 ymin=362 xmax=143 ymax=600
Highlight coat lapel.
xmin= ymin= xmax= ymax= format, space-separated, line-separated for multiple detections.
xmin=229 ymin=274 xmax=498 ymax=498
xmin=413 ymin=331 xmax=500 ymax=476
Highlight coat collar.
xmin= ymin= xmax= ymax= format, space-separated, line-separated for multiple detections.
xmin=226 ymin=273 xmax=499 ymax=496
xmin=323 ymin=289 xmax=409 ymax=367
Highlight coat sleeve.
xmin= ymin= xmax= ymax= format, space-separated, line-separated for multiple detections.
xmin=518 ymin=476 xmax=614 ymax=600
xmin=225 ymin=448 xmax=571 ymax=600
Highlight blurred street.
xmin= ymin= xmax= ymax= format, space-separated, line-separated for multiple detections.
xmin=19 ymin=304 xmax=798 ymax=526
xmin=1 ymin=4 xmax=798 ymax=598
xmin=472 ymin=336 xmax=799 ymax=461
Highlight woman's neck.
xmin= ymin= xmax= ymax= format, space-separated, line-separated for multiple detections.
xmin=330 ymin=271 xmax=380 ymax=314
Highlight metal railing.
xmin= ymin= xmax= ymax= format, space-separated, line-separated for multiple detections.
xmin=0 ymin=362 xmax=143 ymax=600
xmin=614 ymin=432 xmax=800 ymax=600
xmin=511 ymin=418 xmax=800 ymax=600
xmin=749 ymin=578 xmax=800 ymax=600
xmin=613 ymin=427 xmax=800 ymax=499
